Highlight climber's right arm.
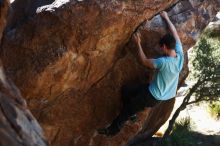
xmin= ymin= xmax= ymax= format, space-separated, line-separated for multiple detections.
xmin=137 ymin=42 xmax=154 ymax=69
xmin=134 ymin=33 xmax=155 ymax=69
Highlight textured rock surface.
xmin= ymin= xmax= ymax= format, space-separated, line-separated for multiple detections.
xmin=1 ymin=0 xmax=219 ymax=146
xmin=0 ymin=0 xmax=8 ymax=39
xmin=0 ymin=0 xmax=48 ymax=146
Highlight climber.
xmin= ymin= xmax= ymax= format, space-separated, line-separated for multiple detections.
xmin=98 ymin=11 xmax=184 ymax=137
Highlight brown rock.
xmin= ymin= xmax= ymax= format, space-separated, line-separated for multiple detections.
xmin=1 ymin=0 xmax=219 ymax=146
xmin=0 ymin=0 xmax=48 ymax=146
xmin=0 ymin=0 xmax=8 ymax=39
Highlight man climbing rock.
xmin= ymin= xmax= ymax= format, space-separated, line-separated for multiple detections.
xmin=98 ymin=11 xmax=184 ymax=137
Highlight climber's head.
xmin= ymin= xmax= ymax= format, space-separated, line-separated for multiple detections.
xmin=159 ymin=34 xmax=176 ymax=51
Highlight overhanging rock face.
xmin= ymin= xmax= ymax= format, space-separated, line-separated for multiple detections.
xmin=1 ymin=0 xmax=220 ymax=146
xmin=0 ymin=0 xmax=48 ymax=146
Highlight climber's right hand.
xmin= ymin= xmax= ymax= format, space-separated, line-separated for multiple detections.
xmin=133 ymin=32 xmax=141 ymax=44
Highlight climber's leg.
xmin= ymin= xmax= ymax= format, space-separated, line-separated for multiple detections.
xmin=121 ymin=84 xmax=144 ymax=118
xmin=115 ymin=84 xmax=142 ymax=123
xmin=98 ymin=90 xmax=137 ymax=136
xmin=98 ymin=104 xmax=131 ymax=136
xmin=98 ymin=84 xmax=142 ymax=136
xmin=98 ymin=84 xmax=160 ymax=136
xmin=121 ymin=84 xmax=158 ymax=113
xmin=121 ymin=84 xmax=141 ymax=104
xmin=98 ymin=84 xmax=159 ymax=136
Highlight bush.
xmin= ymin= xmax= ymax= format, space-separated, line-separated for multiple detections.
xmin=209 ymin=101 xmax=220 ymax=119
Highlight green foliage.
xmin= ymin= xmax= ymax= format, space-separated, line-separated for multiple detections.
xmin=205 ymin=27 xmax=220 ymax=40
xmin=189 ymin=26 xmax=220 ymax=102
xmin=162 ymin=118 xmax=196 ymax=146
xmin=209 ymin=101 xmax=220 ymax=119
xmin=192 ymin=38 xmax=218 ymax=77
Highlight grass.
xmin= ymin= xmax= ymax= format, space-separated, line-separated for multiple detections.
xmin=162 ymin=118 xmax=197 ymax=146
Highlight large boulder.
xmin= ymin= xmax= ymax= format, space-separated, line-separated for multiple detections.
xmin=0 ymin=0 xmax=48 ymax=146
xmin=1 ymin=0 xmax=219 ymax=146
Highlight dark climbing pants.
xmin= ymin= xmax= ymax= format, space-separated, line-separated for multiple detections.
xmin=109 ymin=84 xmax=159 ymax=133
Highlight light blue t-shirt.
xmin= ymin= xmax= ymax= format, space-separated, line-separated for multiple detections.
xmin=149 ymin=41 xmax=184 ymax=100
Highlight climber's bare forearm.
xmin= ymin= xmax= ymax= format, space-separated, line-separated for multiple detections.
xmin=137 ymin=43 xmax=146 ymax=62
xmin=137 ymin=43 xmax=154 ymax=69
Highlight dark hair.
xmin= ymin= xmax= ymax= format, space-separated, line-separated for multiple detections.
xmin=159 ymin=34 xmax=176 ymax=50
